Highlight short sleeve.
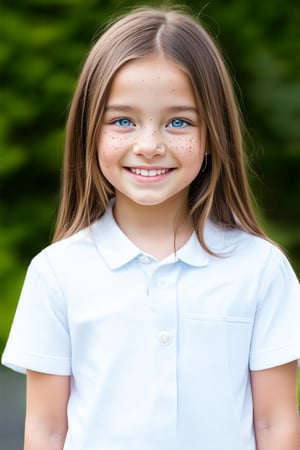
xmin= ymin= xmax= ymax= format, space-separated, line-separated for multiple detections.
xmin=250 ymin=246 xmax=300 ymax=370
xmin=1 ymin=252 xmax=71 ymax=375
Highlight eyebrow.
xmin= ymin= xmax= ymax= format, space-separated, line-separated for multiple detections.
xmin=105 ymin=104 xmax=198 ymax=114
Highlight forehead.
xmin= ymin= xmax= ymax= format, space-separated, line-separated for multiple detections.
xmin=106 ymin=55 xmax=196 ymax=106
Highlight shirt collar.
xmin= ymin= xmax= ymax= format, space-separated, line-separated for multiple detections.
xmin=91 ymin=205 xmax=141 ymax=269
xmin=91 ymin=204 xmax=224 ymax=270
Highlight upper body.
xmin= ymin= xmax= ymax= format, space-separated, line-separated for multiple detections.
xmin=2 ymin=6 xmax=300 ymax=450
xmin=2 ymin=204 xmax=300 ymax=449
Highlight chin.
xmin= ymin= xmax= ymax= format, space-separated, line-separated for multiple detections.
xmin=129 ymin=197 xmax=168 ymax=207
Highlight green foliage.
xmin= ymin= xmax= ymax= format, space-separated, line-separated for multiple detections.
xmin=1 ymin=0 xmax=299 ymax=363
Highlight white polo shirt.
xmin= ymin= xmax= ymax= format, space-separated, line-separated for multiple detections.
xmin=2 ymin=205 xmax=300 ymax=450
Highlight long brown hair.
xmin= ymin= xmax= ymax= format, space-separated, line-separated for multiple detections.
xmin=53 ymin=6 xmax=268 ymax=253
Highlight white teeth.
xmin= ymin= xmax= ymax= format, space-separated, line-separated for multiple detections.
xmin=130 ymin=168 xmax=168 ymax=176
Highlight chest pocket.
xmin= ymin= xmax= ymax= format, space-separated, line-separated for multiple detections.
xmin=182 ymin=313 xmax=253 ymax=372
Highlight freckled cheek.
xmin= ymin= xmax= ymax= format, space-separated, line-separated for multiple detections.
xmin=167 ymin=136 xmax=203 ymax=160
xmin=98 ymin=133 xmax=131 ymax=166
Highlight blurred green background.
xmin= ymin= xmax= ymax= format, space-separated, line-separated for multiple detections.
xmin=0 ymin=0 xmax=299 ymax=366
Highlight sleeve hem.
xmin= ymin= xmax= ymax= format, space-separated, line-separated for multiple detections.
xmin=1 ymin=350 xmax=71 ymax=376
xmin=250 ymin=342 xmax=300 ymax=370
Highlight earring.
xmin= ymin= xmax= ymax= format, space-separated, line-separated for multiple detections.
xmin=201 ymin=152 xmax=208 ymax=172
xmin=156 ymin=144 xmax=162 ymax=150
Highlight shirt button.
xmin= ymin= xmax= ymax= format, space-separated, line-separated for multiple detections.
xmin=158 ymin=278 xmax=168 ymax=288
xmin=139 ymin=255 xmax=151 ymax=264
xmin=159 ymin=331 xmax=171 ymax=344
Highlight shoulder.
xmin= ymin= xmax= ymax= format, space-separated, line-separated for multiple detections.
xmin=222 ymin=226 xmax=280 ymax=260
xmin=33 ymin=226 xmax=93 ymax=263
xmin=219 ymin=226 xmax=298 ymax=285
xmin=207 ymin=220 xmax=278 ymax=262
xmin=29 ymin=220 xmax=105 ymax=282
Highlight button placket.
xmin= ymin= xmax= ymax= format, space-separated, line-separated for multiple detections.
xmin=149 ymin=265 xmax=179 ymax=348
xmin=147 ymin=264 xmax=180 ymax=444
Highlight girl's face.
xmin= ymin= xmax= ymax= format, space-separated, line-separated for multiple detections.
xmin=97 ymin=55 xmax=206 ymax=212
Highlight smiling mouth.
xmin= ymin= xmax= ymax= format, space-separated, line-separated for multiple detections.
xmin=129 ymin=168 xmax=171 ymax=177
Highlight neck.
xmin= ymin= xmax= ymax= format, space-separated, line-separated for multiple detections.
xmin=113 ymin=194 xmax=193 ymax=260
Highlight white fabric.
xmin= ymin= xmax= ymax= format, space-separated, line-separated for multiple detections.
xmin=2 ymin=205 xmax=300 ymax=450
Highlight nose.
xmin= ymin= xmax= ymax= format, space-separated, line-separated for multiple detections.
xmin=133 ymin=143 xmax=165 ymax=158
xmin=133 ymin=129 xmax=165 ymax=159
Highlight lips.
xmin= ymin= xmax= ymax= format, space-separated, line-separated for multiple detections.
xmin=129 ymin=168 xmax=170 ymax=177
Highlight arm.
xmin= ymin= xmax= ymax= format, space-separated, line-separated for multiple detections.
xmin=251 ymin=361 xmax=300 ymax=450
xmin=24 ymin=370 xmax=70 ymax=450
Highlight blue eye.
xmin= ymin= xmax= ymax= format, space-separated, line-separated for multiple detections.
xmin=115 ymin=118 xmax=133 ymax=127
xmin=168 ymin=119 xmax=188 ymax=128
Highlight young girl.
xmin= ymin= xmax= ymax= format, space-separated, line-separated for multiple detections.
xmin=2 ymin=6 xmax=300 ymax=450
